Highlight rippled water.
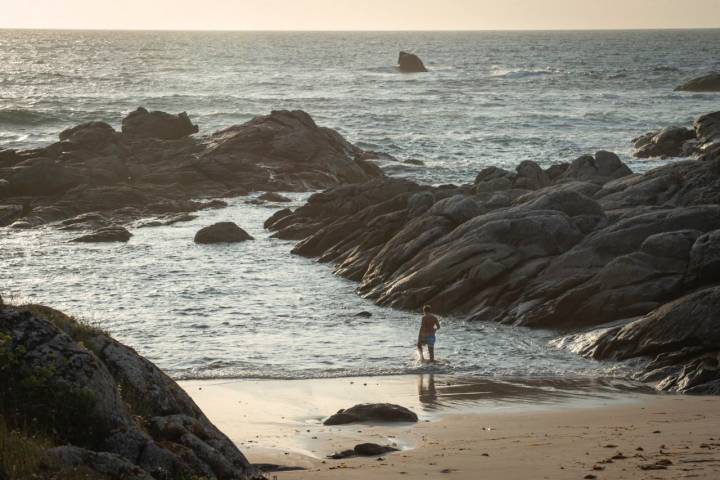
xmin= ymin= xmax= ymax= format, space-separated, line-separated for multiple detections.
xmin=2 ymin=29 xmax=717 ymax=381
xmin=1 ymin=194 xmax=617 ymax=380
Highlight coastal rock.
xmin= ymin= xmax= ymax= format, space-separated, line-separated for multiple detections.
xmin=0 ymin=306 xmax=262 ymax=479
xmin=354 ymin=443 xmax=399 ymax=456
xmin=263 ymin=208 xmax=293 ymax=230
xmin=560 ymin=151 xmax=632 ymax=184
xmin=323 ymin=403 xmax=418 ymax=425
xmin=633 ymin=126 xmax=696 ymax=158
xmin=194 ymin=222 xmax=254 ymax=244
xmin=121 ymin=107 xmax=199 ymax=139
xmin=398 ymin=51 xmax=428 ymax=73
xmin=1 ymin=109 xmax=386 ymax=228
xmin=258 ymin=192 xmax=291 ymax=202
xmin=71 ymin=226 xmax=132 ymax=243
xmin=675 ymin=72 xmax=720 ymax=92
xmin=566 ymin=287 xmax=720 ymax=394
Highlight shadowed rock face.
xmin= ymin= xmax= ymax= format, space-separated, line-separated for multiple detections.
xmin=0 ymin=108 xmax=384 ymax=229
xmin=675 ymin=72 xmax=720 ymax=92
xmin=0 ymin=306 xmax=263 ymax=480
xmin=558 ymin=287 xmax=720 ymax=394
xmin=398 ymin=51 xmax=428 ymax=73
xmin=267 ymin=119 xmax=720 ymax=392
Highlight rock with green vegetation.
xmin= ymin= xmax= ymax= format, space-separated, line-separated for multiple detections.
xmin=0 ymin=305 xmax=263 ymax=480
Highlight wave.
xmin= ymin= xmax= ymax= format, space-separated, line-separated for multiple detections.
xmin=490 ymin=67 xmax=558 ymax=79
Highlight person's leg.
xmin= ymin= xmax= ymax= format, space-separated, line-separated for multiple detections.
xmin=417 ymin=341 xmax=425 ymax=361
xmin=428 ymin=345 xmax=435 ymax=362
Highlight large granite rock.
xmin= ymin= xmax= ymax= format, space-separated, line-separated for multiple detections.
xmin=632 ymin=126 xmax=696 ymax=158
xmin=71 ymin=226 xmax=132 ymax=243
xmin=675 ymin=72 xmax=720 ymax=92
xmin=0 ymin=108 xmax=385 ymax=228
xmin=0 ymin=306 xmax=262 ymax=479
xmin=397 ymin=51 xmax=428 ymax=73
xmin=121 ymin=107 xmax=199 ymax=140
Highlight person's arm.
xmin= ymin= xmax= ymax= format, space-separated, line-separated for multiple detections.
xmin=434 ymin=317 xmax=440 ymax=332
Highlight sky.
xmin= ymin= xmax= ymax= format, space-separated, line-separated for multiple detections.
xmin=1 ymin=0 xmax=719 ymax=31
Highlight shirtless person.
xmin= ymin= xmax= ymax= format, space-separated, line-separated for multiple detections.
xmin=417 ymin=305 xmax=440 ymax=362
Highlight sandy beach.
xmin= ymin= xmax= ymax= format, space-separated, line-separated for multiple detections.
xmin=181 ymin=375 xmax=720 ymax=479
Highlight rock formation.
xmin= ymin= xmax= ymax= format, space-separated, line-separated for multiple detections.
xmin=0 ymin=108 xmax=384 ymax=229
xmin=71 ymin=225 xmax=132 ymax=243
xmin=194 ymin=222 xmax=254 ymax=244
xmin=267 ymin=113 xmax=720 ymax=393
xmin=398 ymin=51 xmax=428 ymax=73
xmin=0 ymin=305 xmax=263 ymax=479
xmin=674 ymin=72 xmax=720 ymax=92
xmin=632 ymin=110 xmax=720 ymax=159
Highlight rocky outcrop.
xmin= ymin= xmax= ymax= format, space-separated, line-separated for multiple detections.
xmin=121 ymin=107 xmax=199 ymax=140
xmin=323 ymin=403 xmax=418 ymax=425
xmin=557 ymin=287 xmax=720 ymax=394
xmin=267 ymin=128 xmax=720 ymax=392
xmin=674 ymin=72 xmax=720 ymax=92
xmin=71 ymin=225 xmax=132 ymax=243
xmin=194 ymin=222 xmax=254 ymax=244
xmin=0 ymin=306 xmax=262 ymax=479
xmin=631 ymin=111 xmax=720 ymax=159
xmin=397 ymin=51 xmax=428 ymax=73
xmin=632 ymin=126 xmax=696 ymax=158
xmin=0 ymin=108 xmax=384 ymax=230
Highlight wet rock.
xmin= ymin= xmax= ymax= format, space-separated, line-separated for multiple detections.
xmin=253 ymin=463 xmax=306 ymax=472
xmin=59 ymin=121 xmax=118 ymax=150
xmin=121 ymin=107 xmax=198 ymax=139
xmin=0 ymin=204 xmax=23 ymax=226
xmin=258 ymin=192 xmax=291 ymax=202
xmin=264 ymin=208 xmax=293 ymax=230
xmin=398 ymin=51 xmax=428 ymax=73
xmin=323 ymin=403 xmax=418 ymax=425
xmin=354 ymin=311 xmax=372 ymax=318
xmin=137 ymin=213 xmax=197 ymax=228
xmin=675 ymin=72 xmax=720 ymax=92
xmin=560 ymin=151 xmax=632 ymax=184
xmin=194 ymin=222 xmax=253 ymax=244
xmin=71 ymin=226 xmax=132 ymax=243
xmin=633 ymin=126 xmax=696 ymax=158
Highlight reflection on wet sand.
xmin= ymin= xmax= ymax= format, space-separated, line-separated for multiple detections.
xmin=416 ymin=374 xmax=654 ymax=411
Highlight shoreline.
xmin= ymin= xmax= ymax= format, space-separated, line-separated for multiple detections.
xmin=183 ymin=375 xmax=720 ymax=479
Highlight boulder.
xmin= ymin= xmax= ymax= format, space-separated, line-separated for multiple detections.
xmin=71 ymin=226 xmax=132 ymax=243
xmin=121 ymin=107 xmax=198 ymax=140
xmin=398 ymin=51 xmax=428 ymax=73
xmin=323 ymin=403 xmax=418 ymax=425
xmin=675 ymin=72 xmax=720 ymax=92
xmin=59 ymin=121 xmax=118 ymax=150
xmin=354 ymin=443 xmax=398 ymax=456
xmin=633 ymin=126 xmax=696 ymax=158
xmin=560 ymin=151 xmax=632 ymax=184
xmin=263 ymin=208 xmax=293 ymax=230
xmin=194 ymin=222 xmax=254 ymax=244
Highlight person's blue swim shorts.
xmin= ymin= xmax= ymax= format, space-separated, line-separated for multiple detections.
xmin=422 ymin=335 xmax=436 ymax=346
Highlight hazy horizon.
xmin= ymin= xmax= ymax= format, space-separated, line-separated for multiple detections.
xmin=4 ymin=0 xmax=719 ymax=31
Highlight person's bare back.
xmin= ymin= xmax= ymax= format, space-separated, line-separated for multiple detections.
xmin=417 ymin=305 xmax=440 ymax=362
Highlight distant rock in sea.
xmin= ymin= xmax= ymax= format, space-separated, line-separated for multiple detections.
xmin=631 ymin=110 xmax=720 ymax=159
xmin=674 ymin=72 xmax=720 ymax=92
xmin=194 ymin=221 xmax=254 ymax=244
xmin=398 ymin=51 xmax=428 ymax=73
xmin=71 ymin=225 xmax=132 ymax=243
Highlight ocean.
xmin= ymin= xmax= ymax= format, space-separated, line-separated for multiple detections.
xmin=1 ymin=29 xmax=719 ymax=381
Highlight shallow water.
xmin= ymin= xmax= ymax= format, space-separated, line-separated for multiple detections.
xmin=1 ymin=194 xmax=623 ymax=380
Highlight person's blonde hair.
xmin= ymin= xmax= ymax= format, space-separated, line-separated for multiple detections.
xmin=422 ymin=305 xmax=431 ymax=314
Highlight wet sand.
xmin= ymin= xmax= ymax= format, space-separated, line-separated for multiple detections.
xmin=182 ymin=375 xmax=720 ymax=479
